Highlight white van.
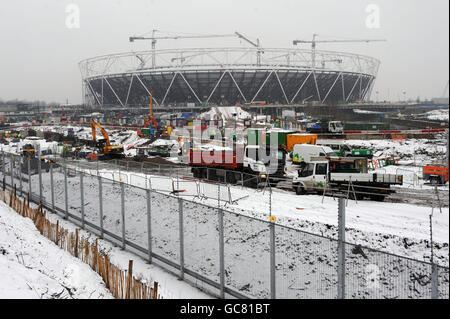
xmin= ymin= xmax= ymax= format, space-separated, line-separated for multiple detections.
xmin=292 ymin=144 xmax=337 ymax=163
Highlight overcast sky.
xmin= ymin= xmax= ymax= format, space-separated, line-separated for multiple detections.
xmin=0 ymin=0 xmax=448 ymax=104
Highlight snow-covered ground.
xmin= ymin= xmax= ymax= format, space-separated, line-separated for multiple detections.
xmin=52 ymin=165 xmax=449 ymax=268
xmin=0 ymin=193 xmax=212 ymax=299
xmin=0 ymin=200 xmax=113 ymax=299
xmin=346 ymin=136 xmax=448 ymax=166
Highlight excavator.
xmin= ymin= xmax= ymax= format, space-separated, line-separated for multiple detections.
xmin=138 ymin=93 xmax=159 ymax=137
xmin=91 ymin=119 xmax=125 ymax=159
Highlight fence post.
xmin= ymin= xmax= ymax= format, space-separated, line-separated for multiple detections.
xmin=218 ymin=207 xmax=225 ymax=298
xmin=1 ymin=151 xmax=5 ymax=178
xmin=64 ymin=166 xmax=68 ymax=220
xmin=431 ymin=264 xmax=439 ymax=299
xmin=80 ymin=171 xmax=85 ymax=229
xmin=121 ymin=181 xmax=126 ymax=249
xmin=146 ymin=189 xmax=152 ymax=263
xmin=37 ymin=149 xmax=42 ymax=203
xmin=10 ymin=154 xmax=14 ymax=190
xmin=50 ymin=162 xmax=55 ymax=212
xmin=98 ymin=175 xmax=104 ymax=238
xmin=18 ymin=155 xmax=23 ymax=197
xmin=178 ymin=197 xmax=184 ymax=279
xmin=337 ymin=197 xmax=346 ymax=299
xmin=269 ymin=222 xmax=276 ymax=299
xmin=430 ymin=213 xmax=438 ymax=299
xmin=28 ymin=155 xmax=31 ymax=196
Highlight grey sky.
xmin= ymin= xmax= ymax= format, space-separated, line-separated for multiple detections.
xmin=0 ymin=0 xmax=448 ymax=104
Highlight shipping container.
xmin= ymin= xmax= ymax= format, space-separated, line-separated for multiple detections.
xmin=286 ymin=133 xmax=318 ymax=152
xmin=265 ymin=130 xmax=297 ymax=147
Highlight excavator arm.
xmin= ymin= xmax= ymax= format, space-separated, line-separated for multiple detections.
xmin=91 ymin=119 xmax=111 ymax=146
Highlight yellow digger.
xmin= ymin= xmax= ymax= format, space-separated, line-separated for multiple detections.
xmin=91 ymin=119 xmax=124 ymax=159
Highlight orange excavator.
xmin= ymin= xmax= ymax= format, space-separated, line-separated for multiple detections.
xmin=138 ymin=93 xmax=158 ymax=137
xmin=91 ymin=119 xmax=124 ymax=159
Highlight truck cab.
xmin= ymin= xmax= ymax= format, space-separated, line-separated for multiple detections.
xmin=243 ymin=145 xmax=286 ymax=176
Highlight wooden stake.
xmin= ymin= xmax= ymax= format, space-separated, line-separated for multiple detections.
xmin=126 ymin=260 xmax=133 ymax=299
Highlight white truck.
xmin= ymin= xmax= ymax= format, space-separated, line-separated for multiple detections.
xmin=292 ymin=157 xmax=403 ymax=201
xmin=292 ymin=144 xmax=337 ymax=163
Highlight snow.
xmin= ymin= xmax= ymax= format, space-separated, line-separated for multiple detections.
xmin=199 ymin=106 xmax=251 ymax=125
xmin=424 ymin=109 xmax=449 ymax=121
xmin=0 ymin=201 xmax=113 ymax=299
xmin=346 ymin=137 xmax=448 ymax=165
xmin=62 ymin=165 xmax=449 ymax=267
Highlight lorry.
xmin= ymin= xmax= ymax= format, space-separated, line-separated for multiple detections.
xmin=291 ymin=144 xmax=336 ymax=164
xmin=316 ymin=139 xmax=373 ymax=159
xmin=423 ymin=161 xmax=449 ymax=185
xmin=189 ymin=144 xmax=287 ymax=187
xmin=292 ymin=157 xmax=403 ymax=201
xmin=306 ymin=121 xmax=344 ymax=134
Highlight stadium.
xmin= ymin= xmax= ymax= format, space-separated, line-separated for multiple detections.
xmin=79 ymin=47 xmax=380 ymax=108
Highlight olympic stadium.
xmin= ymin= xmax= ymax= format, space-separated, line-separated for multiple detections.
xmin=79 ymin=47 xmax=380 ymax=108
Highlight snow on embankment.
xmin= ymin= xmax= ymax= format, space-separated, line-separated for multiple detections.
xmin=0 ymin=201 xmax=113 ymax=299
xmin=346 ymin=137 xmax=448 ymax=165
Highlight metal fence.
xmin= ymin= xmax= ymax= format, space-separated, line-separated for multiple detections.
xmin=1 ymin=151 xmax=448 ymax=299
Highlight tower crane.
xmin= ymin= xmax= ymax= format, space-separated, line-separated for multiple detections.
xmin=292 ymin=34 xmax=386 ymax=68
xmin=234 ymin=32 xmax=263 ymax=66
xmin=129 ymin=30 xmax=237 ymax=68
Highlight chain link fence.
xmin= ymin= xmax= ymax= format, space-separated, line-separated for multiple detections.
xmin=1 ymin=151 xmax=448 ymax=299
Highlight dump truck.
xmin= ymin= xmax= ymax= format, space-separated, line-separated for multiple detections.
xmin=189 ymin=144 xmax=287 ymax=187
xmin=292 ymin=156 xmax=403 ymax=201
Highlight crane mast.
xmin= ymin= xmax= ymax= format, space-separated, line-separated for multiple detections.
xmin=129 ymin=31 xmax=262 ymax=67
xmin=293 ymin=34 xmax=386 ymax=69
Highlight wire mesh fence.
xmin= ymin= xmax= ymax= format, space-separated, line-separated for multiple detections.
xmin=0 ymin=151 xmax=448 ymax=299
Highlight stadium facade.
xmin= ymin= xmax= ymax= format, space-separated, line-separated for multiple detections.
xmin=79 ymin=47 xmax=380 ymax=108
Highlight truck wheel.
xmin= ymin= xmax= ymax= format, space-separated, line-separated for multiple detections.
xmin=430 ymin=176 xmax=441 ymax=185
xmin=295 ymin=185 xmax=306 ymax=195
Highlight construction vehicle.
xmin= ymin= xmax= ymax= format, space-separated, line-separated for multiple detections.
xmin=292 ymin=156 xmax=403 ymax=201
xmin=423 ymin=161 xmax=449 ymax=185
xmin=22 ymin=143 xmax=36 ymax=158
xmin=306 ymin=121 xmax=344 ymax=134
xmin=138 ymin=92 xmax=159 ymax=137
xmin=292 ymin=144 xmax=336 ymax=163
xmin=189 ymin=145 xmax=287 ymax=187
xmin=91 ymin=119 xmax=124 ymax=159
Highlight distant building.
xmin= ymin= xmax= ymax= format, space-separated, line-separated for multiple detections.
xmin=432 ymin=97 xmax=449 ymax=105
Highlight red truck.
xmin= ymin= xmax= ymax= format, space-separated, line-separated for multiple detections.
xmin=189 ymin=145 xmax=286 ymax=187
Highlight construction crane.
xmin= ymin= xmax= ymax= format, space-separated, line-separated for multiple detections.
xmin=234 ymin=32 xmax=263 ymax=66
xmin=91 ymin=119 xmax=124 ymax=159
xmin=293 ymin=34 xmax=386 ymax=68
xmin=442 ymin=80 xmax=449 ymax=98
xmin=129 ymin=30 xmax=237 ymax=68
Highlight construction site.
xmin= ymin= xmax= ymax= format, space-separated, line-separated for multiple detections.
xmin=0 ymin=23 xmax=449 ymax=301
